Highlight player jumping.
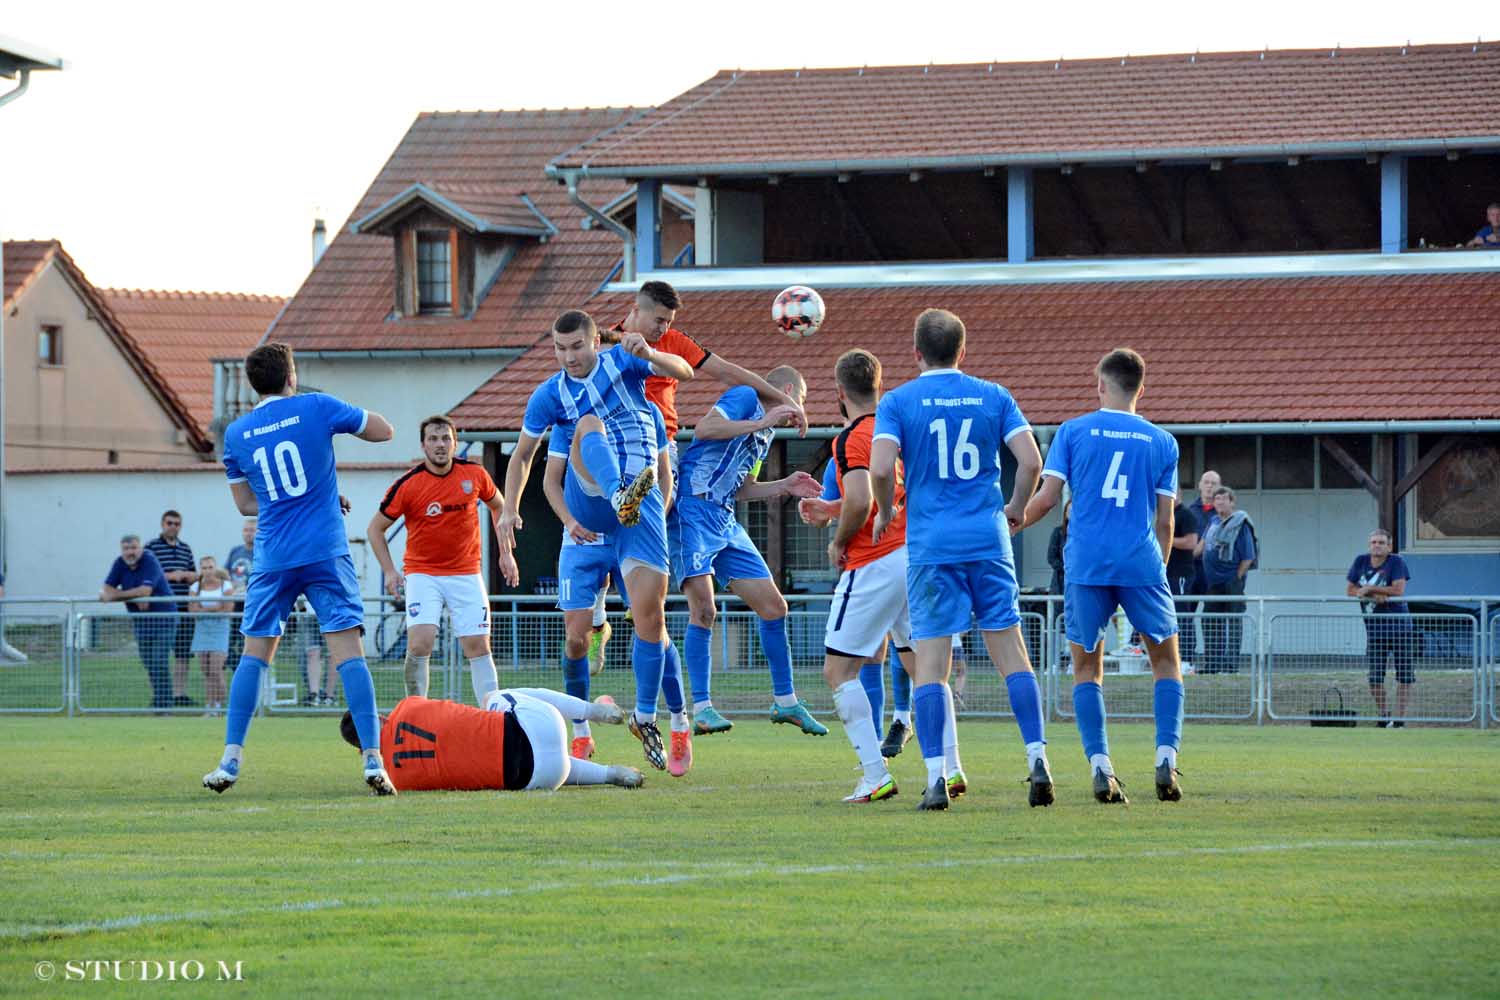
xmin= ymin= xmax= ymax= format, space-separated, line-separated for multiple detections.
xmin=1020 ymin=348 xmax=1185 ymax=804
xmin=203 ymin=342 xmax=397 ymax=796
xmin=870 ymin=309 xmax=1053 ymax=811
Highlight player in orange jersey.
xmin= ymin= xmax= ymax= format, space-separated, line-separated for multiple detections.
xmin=368 ymin=416 xmax=516 ymax=705
xmin=339 ymin=689 xmax=642 ymax=792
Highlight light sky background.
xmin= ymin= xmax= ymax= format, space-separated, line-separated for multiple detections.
xmin=2 ymin=0 xmax=1493 ymax=296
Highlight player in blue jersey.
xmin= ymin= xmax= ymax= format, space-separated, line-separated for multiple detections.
xmin=202 ymin=342 xmax=397 ymax=796
xmin=672 ymin=368 xmax=824 ymax=766
xmin=499 ymin=310 xmax=694 ymax=772
xmin=1021 ymin=348 xmax=1185 ymax=803
xmin=870 ymin=309 xmax=1052 ymax=811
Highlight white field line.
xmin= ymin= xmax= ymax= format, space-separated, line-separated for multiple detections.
xmin=2 ymin=837 xmax=1495 ymax=942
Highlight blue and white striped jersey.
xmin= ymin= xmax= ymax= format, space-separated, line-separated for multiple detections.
xmin=677 ymin=386 xmax=772 ymax=509
xmin=523 ymin=346 xmax=659 ymax=480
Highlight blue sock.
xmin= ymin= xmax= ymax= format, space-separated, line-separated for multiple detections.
xmin=860 ymin=662 xmax=885 ymax=730
xmin=913 ymin=682 xmax=947 ymax=762
xmin=1154 ymin=678 xmax=1185 ymax=751
xmin=891 ymin=649 xmax=913 ymax=712
xmin=224 ymin=655 xmax=267 ymax=747
xmin=631 ymin=635 xmax=665 ymax=718
xmin=337 ymin=658 xmax=380 ymax=752
xmin=661 ymin=641 xmax=686 ymax=714
xmin=578 ymin=430 xmax=622 ymax=496
xmin=758 ymin=616 xmax=795 ymax=698
xmin=1072 ymin=681 xmax=1109 ymax=761
xmin=562 ymin=654 xmax=589 ymax=721
xmin=1005 ymin=671 xmax=1046 ymax=746
xmin=685 ymin=623 xmax=712 ymax=705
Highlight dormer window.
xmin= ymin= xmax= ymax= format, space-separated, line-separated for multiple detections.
xmin=416 ymin=231 xmax=453 ymax=313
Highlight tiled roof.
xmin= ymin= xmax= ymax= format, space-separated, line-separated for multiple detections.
xmin=353 ymin=182 xmax=557 ymax=237
xmin=448 ymin=272 xmax=1500 ymax=430
xmin=4 ymin=239 xmax=58 ymax=307
xmin=101 ymin=288 xmax=285 ymax=431
xmin=553 ymin=43 xmax=1500 ymax=175
xmin=270 ymin=108 xmax=636 ymax=353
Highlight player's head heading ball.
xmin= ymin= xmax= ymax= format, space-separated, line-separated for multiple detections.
xmin=1096 ymin=348 xmax=1146 ymax=397
xmin=835 ymin=349 xmax=881 ymax=405
xmin=913 ymin=309 xmax=965 ymax=368
xmin=629 ymin=280 xmax=680 ymax=341
xmin=245 ymin=342 xmax=296 ymax=396
xmin=766 ymin=365 xmax=806 ymax=402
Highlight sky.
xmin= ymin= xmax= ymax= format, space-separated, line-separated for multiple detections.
xmin=2 ymin=0 xmax=1493 ymax=296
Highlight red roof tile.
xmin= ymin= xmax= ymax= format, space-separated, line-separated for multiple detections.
xmin=271 ymin=109 xmax=636 ymax=353
xmin=553 ymin=43 xmax=1500 ymax=174
xmin=101 ymin=288 xmax=285 ymax=431
xmin=4 ymin=239 xmax=58 ymax=307
xmin=448 ymin=272 xmax=1500 ymax=430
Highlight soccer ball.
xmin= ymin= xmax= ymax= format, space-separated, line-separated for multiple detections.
xmin=772 ymin=286 xmax=825 ymax=339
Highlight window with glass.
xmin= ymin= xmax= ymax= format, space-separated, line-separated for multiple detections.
xmin=1411 ymin=433 xmax=1500 ymax=545
xmin=38 ymin=324 xmax=62 ymax=365
xmin=416 ymin=232 xmax=452 ymax=313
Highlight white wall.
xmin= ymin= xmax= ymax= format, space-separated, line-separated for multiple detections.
xmin=3 ymin=466 xmax=408 ymax=601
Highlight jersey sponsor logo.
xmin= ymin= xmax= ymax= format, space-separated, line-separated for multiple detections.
xmin=408 ymin=603 xmax=421 ymax=617
xmin=425 ymin=502 xmax=443 ymax=517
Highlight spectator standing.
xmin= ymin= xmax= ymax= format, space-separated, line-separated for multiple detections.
xmin=1196 ymin=487 xmax=1257 ymax=674
xmin=1345 ymin=528 xmax=1415 ymax=728
xmin=145 ymin=510 xmax=198 ymax=706
xmin=0 ymin=569 xmax=28 ymax=662
xmin=1046 ymin=500 xmax=1071 ymax=597
xmin=1465 ymin=202 xmax=1500 ymax=248
xmin=101 ymin=534 xmax=175 ymax=709
xmin=1168 ymin=494 xmax=1201 ymax=672
xmin=188 ymin=556 xmax=234 ymax=715
xmin=224 ymin=518 xmax=255 ymax=667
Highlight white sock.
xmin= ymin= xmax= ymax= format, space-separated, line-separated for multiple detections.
xmin=692 ymin=699 xmax=712 ymax=713
xmin=1090 ymin=752 xmax=1114 ymax=775
xmin=572 ymin=721 xmax=591 ymax=738
xmin=221 ymin=744 xmax=243 ymax=766
xmin=1156 ymin=745 xmax=1178 ymax=768
xmin=1026 ymin=741 xmax=1048 ymax=768
xmin=773 ymin=693 xmax=799 ymax=708
xmin=941 ymin=682 xmax=963 ymax=774
xmin=670 ymin=711 xmax=690 ymax=733
xmin=833 ymin=680 xmax=887 ymax=781
xmin=403 ymin=654 xmax=430 ymax=697
xmin=363 ymin=750 xmax=382 ymax=769
xmin=894 ymin=709 xmax=912 ymax=726
xmin=634 ymin=709 xmax=657 ymax=725
xmin=924 ymin=755 xmax=946 ymax=786
xmin=565 ymin=757 xmax=610 ymax=785
xmin=591 ymin=590 xmax=608 ymax=628
xmin=468 ymin=654 xmax=499 ymax=704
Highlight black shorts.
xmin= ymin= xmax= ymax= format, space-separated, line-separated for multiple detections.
xmin=1366 ymin=620 xmax=1416 ymax=685
xmin=172 ymin=615 xmax=196 ymax=659
xmin=501 ymin=710 xmax=535 ymax=791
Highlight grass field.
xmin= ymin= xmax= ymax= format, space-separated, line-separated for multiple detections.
xmin=1 ymin=715 xmax=1497 ymax=997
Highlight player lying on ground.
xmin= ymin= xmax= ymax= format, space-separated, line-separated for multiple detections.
xmin=671 ymin=366 xmax=826 ymax=757
xmin=204 ymin=342 xmax=398 ymax=796
xmin=338 ymin=691 xmax=642 ymax=792
xmin=500 ymin=309 xmax=692 ymax=772
xmin=870 ymin=309 xmax=1053 ymax=812
xmin=367 ymin=415 xmax=518 ymax=705
xmin=1020 ymin=348 xmax=1185 ymax=804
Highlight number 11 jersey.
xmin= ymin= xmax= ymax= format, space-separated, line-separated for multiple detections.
xmin=223 ymin=393 xmax=368 ymax=572
xmin=873 ymin=368 xmax=1030 ymax=566
xmin=1041 ymin=408 xmax=1179 ymax=586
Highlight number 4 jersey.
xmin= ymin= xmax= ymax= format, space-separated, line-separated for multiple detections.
xmin=873 ymin=368 xmax=1030 ymax=566
xmin=223 ymin=393 xmax=368 ymax=573
xmin=1041 ymin=408 xmax=1180 ymax=586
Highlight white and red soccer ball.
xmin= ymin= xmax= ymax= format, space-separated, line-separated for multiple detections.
xmin=772 ymin=285 xmax=825 ymax=339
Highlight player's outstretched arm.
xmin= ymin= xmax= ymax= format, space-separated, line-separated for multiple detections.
xmin=798 ymin=496 xmax=841 ymax=527
xmin=1021 ymin=475 xmax=1065 ymax=532
xmin=738 ymin=470 xmax=820 ymax=503
xmin=1003 ymin=430 xmax=1043 ymax=531
xmin=498 ymin=432 xmax=543 ymax=548
xmin=693 ymin=400 xmax=801 ymax=441
xmin=355 ymin=411 xmax=395 ymax=443
xmin=699 ymin=354 xmax=808 ymax=436
xmin=367 ymin=510 xmax=403 ymax=596
xmin=618 ymin=332 xmax=694 ymax=381
xmin=542 ymin=456 xmax=597 ymax=544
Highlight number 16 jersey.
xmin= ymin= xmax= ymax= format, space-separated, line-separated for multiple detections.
xmin=1041 ymin=409 xmax=1179 ymax=587
xmin=873 ymin=368 xmax=1030 ymax=566
xmin=222 ymin=393 xmax=368 ymax=573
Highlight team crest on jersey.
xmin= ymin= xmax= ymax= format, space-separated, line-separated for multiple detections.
xmin=461 ymin=480 xmax=473 ymax=494
xmin=425 ymin=501 xmax=442 ymax=517
xmin=408 ymin=603 xmax=421 ymax=618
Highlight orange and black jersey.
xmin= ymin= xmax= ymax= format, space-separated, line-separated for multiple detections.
xmin=378 ymin=459 xmax=497 ymax=576
xmin=379 ymin=697 xmax=533 ymax=791
xmin=608 ymin=322 xmax=711 ymax=440
xmin=834 ymin=414 xmax=907 ymax=570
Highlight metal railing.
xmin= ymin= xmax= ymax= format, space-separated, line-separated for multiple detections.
xmin=0 ymin=593 xmax=1494 ymax=728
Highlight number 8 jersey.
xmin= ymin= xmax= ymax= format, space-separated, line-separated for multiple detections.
xmin=873 ymin=368 xmax=1030 ymax=566
xmin=1041 ymin=409 xmax=1179 ymax=586
xmin=222 ymin=393 xmax=368 ymax=572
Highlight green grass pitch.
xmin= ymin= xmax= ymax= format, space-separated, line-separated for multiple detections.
xmin=1 ymin=716 xmax=1496 ymax=997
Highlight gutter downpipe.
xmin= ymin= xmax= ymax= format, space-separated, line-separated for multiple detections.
xmin=563 ymin=169 xmax=635 ymax=283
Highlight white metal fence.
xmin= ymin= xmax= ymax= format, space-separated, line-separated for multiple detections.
xmin=0 ymin=594 xmax=1494 ymax=727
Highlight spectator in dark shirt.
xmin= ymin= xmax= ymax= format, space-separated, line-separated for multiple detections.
xmin=1046 ymin=500 xmax=1071 ymax=597
xmin=146 ymin=509 xmax=198 ymax=706
xmin=102 ymin=534 xmax=176 ymax=709
xmin=1465 ymin=202 xmax=1500 ymax=249
xmin=224 ymin=517 xmax=255 ymax=667
xmin=1345 ymin=528 xmax=1415 ymax=727
xmin=1195 ymin=487 xmax=1257 ymax=674
xmin=1168 ymin=494 xmax=1201 ymax=672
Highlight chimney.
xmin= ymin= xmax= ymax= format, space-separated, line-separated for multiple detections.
xmin=311 ymin=217 xmax=327 ymax=266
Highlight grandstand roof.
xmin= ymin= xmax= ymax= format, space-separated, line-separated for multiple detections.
xmin=100 ymin=288 xmax=285 ymax=432
xmin=448 ymin=271 xmax=1500 ymax=431
xmin=268 ymin=108 xmax=636 ymax=353
xmin=551 ymin=42 xmax=1500 ymax=177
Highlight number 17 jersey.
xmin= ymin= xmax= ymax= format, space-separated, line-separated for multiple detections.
xmin=222 ymin=393 xmax=368 ymax=573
